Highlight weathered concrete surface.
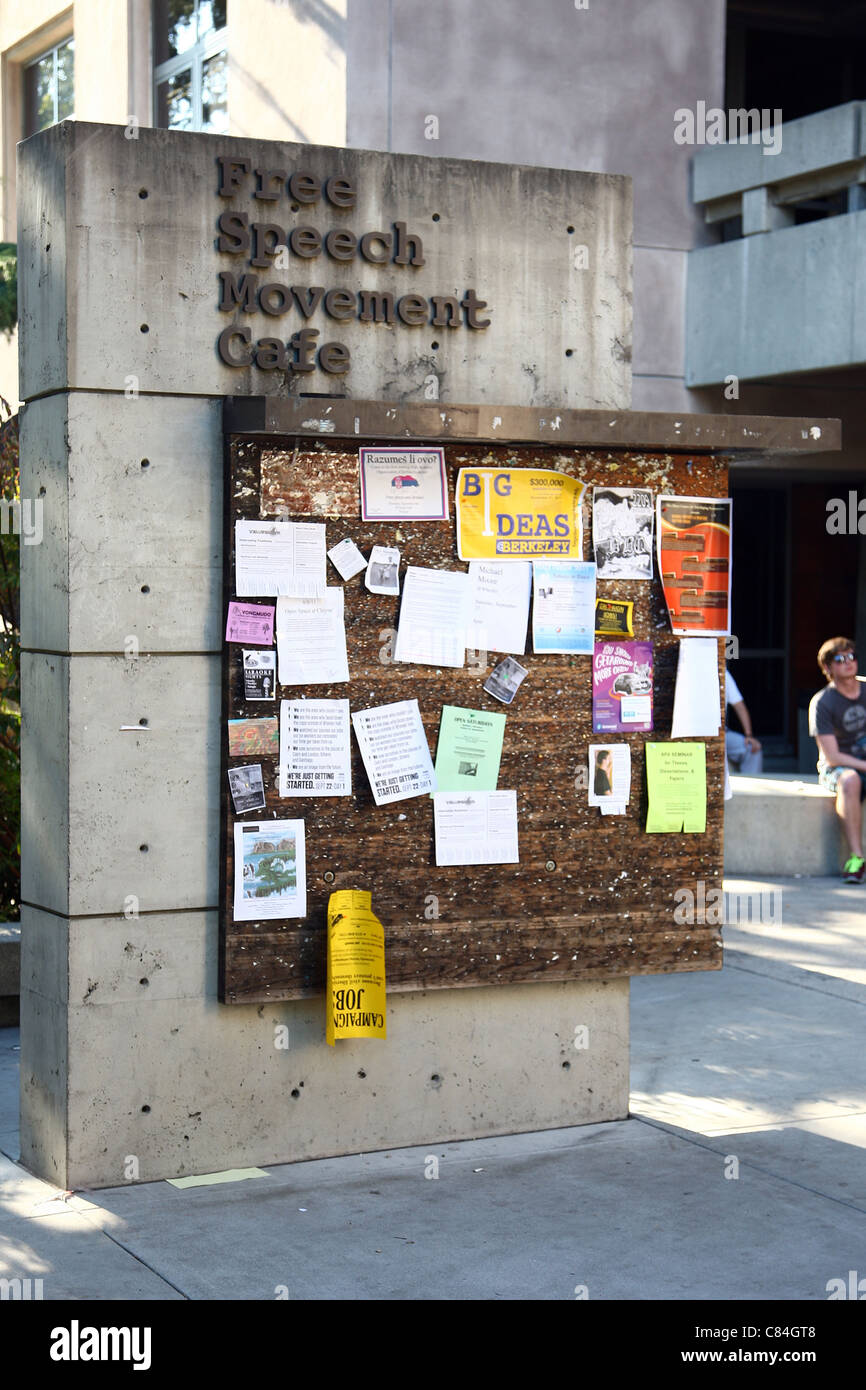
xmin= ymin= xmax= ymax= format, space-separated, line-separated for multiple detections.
xmin=20 ymin=394 xmax=223 ymax=654
xmin=686 ymin=210 xmax=866 ymax=385
xmin=26 ymin=969 xmax=628 ymax=1190
xmin=1 ymin=871 xmax=864 ymax=1300
xmin=18 ymin=124 xmax=636 ymax=1187
xmin=18 ymin=122 xmax=632 ymax=409
xmin=724 ymin=775 xmax=848 ymax=877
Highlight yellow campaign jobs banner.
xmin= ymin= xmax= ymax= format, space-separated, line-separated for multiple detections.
xmin=456 ymin=466 xmax=585 ymax=560
xmin=326 ymin=890 xmax=387 ymax=1045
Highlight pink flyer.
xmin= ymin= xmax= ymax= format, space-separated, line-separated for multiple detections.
xmin=226 ymin=602 xmax=275 ymax=645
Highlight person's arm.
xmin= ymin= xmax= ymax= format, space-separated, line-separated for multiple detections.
xmin=730 ymin=697 xmax=761 ymax=753
xmin=815 ymin=732 xmax=866 ymax=772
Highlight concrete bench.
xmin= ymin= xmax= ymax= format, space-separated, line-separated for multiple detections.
xmin=724 ymin=773 xmax=850 ymax=877
xmin=0 ymin=924 xmax=20 ymax=1027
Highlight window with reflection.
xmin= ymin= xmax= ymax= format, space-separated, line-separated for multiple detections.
xmin=154 ymin=0 xmax=227 ymax=133
xmin=24 ymin=37 xmax=75 ymax=138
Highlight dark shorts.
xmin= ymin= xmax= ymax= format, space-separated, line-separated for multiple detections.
xmin=819 ymin=765 xmax=866 ymax=800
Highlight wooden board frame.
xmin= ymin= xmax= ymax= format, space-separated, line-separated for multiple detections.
xmin=219 ymin=428 xmax=729 ymax=1005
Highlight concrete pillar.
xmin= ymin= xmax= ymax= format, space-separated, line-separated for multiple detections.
xmin=18 ymin=122 xmax=632 ymax=1187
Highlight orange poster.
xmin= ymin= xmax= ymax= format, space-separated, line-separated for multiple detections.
xmin=656 ymin=496 xmax=732 ymax=637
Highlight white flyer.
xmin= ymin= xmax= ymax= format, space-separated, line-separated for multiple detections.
xmin=351 ymin=699 xmax=437 ymax=805
xmin=235 ymin=520 xmax=326 ymax=597
xmin=365 ymin=546 xmax=401 ymax=595
xmin=433 ymin=790 xmax=519 ymax=866
xmin=279 ymin=699 xmax=352 ymax=797
xmin=532 ymin=561 xmax=597 ymax=655
xmin=233 ymin=818 xmax=307 ymax=920
xmin=467 ymin=561 xmax=531 ymax=656
xmin=327 ymin=537 xmax=367 ymax=582
xmin=394 ymin=566 xmax=471 ymax=668
xmin=276 ymin=589 xmax=350 ymax=686
xmin=588 ymin=743 xmax=631 ymax=813
xmin=671 ymin=638 xmax=722 ymax=738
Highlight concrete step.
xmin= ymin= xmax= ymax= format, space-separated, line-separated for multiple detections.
xmin=725 ymin=773 xmax=851 ymax=876
xmin=0 ymin=924 xmax=20 ymax=1026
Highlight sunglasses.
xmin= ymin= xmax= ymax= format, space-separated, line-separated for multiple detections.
xmin=832 ymin=652 xmax=857 ymax=664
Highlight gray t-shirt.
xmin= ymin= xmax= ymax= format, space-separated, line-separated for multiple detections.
xmin=808 ymin=681 xmax=866 ymax=770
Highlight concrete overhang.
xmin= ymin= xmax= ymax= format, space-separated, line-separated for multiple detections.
xmin=225 ymin=397 xmax=841 ymax=458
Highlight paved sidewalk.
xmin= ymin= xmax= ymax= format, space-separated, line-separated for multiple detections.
xmin=1 ymin=875 xmax=864 ymax=1300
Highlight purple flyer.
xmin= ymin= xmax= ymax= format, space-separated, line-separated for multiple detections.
xmin=592 ymin=641 xmax=654 ymax=733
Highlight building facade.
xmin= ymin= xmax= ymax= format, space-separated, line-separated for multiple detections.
xmin=3 ymin=0 xmax=866 ymax=755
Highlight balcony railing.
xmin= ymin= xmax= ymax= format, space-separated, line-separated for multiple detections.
xmin=686 ymin=102 xmax=866 ymax=386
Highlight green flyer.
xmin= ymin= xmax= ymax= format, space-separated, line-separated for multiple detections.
xmin=433 ymin=705 xmax=506 ymax=793
xmin=645 ymin=742 xmax=707 ymax=833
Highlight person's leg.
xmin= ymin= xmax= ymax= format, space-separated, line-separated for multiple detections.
xmin=738 ymin=744 xmax=763 ymax=775
xmin=835 ymin=770 xmax=864 ymax=858
xmin=726 ymin=729 xmax=746 ymax=771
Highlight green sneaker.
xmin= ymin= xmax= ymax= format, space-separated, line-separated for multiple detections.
xmin=842 ymin=855 xmax=866 ymax=884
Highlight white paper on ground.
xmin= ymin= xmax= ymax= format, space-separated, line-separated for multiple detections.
xmin=394 ymin=566 xmax=471 ymax=668
xmin=671 ymin=637 xmax=722 ymax=738
xmin=433 ymin=790 xmax=519 ymax=866
xmin=235 ymin=520 xmax=326 ymax=597
xmin=279 ymin=699 xmax=352 ymax=797
xmin=276 ymin=590 xmax=350 ymax=686
xmin=467 ymin=560 xmax=531 ymax=656
xmin=351 ymin=699 xmax=437 ymax=805
xmin=328 ymin=537 xmax=367 ymax=581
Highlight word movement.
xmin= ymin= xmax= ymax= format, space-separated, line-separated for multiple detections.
xmin=215 ymin=156 xmax=491 ymax=374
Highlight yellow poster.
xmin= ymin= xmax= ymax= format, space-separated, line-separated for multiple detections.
xmin=456 ymin=466 xmax=585 ymax=560
xmin=326 ymin=890 xmax=387 ymax=1045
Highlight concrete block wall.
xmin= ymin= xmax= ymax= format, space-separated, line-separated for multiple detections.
xmin=18 ymin=122 xmax=632 ymax=1188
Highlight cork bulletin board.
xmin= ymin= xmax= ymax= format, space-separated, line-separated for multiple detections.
xmin=219 ymin=429 xmax=727 ymax=1005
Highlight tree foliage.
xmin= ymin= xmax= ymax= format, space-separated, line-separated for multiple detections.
xmin=0 ymin=245 xmax=17 ymax=337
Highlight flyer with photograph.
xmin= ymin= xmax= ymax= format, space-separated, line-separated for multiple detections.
xmin=365 ymin=546 xmax=401 ymax=596
xmin=227 ymin=764 xmax=267 ymax=814
xmin=242 ymin=649 xmax=276 ymax=701
xmin=532 ymin=561 xmax=596 ymax=654
xmin=359 ymin=447 xmax=449 ymax=521
xmin=592 ymin=641 xmax=654 ymax=733
xmin=483 ymin=656 xmax=529 ymax=705
xmin=279 ymin=699 xmax=352 ymax=797
xmin=433 ymin=705 xmax=506 ymax=793
xmin=351 ymin=699 xmax=437 ymax=805
xmin=657 ymin=496 xmax=732 ymax=636
xmin=233 ymin=818 xmax=307 ymax=920
xmin=593 ymin=487 xmax=653 ymax=580
xmin=587 ymin=744 xmax=632 ymax=813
